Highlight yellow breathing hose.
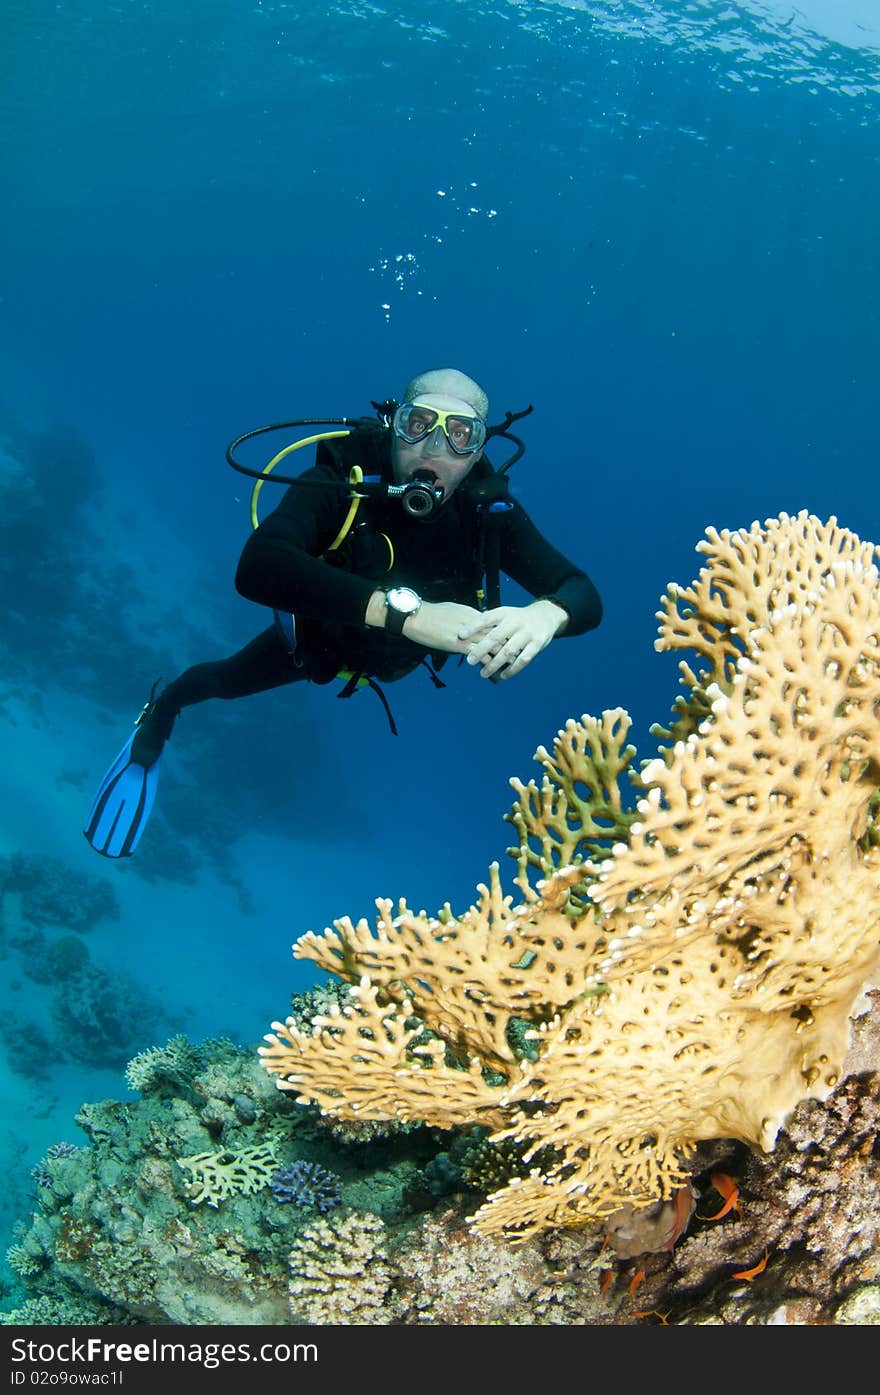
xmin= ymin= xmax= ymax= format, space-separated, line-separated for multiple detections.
xmin=249 ymin=425 xmax=391 ymax=579
xmin=249 ymin=430 xmax=352 ymax=530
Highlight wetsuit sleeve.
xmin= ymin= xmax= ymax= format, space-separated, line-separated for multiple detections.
xmin=499 ymin=501 xmax=602 ymax=636
xmin=234 ymin=461 xmax=377 ymax=624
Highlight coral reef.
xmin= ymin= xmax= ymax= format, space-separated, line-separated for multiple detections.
xmin=44 ymin=935 xmax=91 ymax=981
xmin=394 ymin=1212 xmax=547 ymax=1324
xmin=6 ymin=1243 xmax=45 ymax=1282
xmin=659 ymin=1065 xmax=880 ymax=1322
xmin=1 ymin=1011 xmax=878 ymax=1325
xmin=53 ymin=964 xmax=181 ymax=1070
xmin=3 ymin=1039 xmax=297 ymax=1323
xmin=458 ymin=1134 xmax=533 ymax=1195
xmin=0 ymin=853 xmax=119 ymax=935
xmin=0 ymin=424 xmax=185 ymax=715
xmin=260 ymin=512 xmax=880 ymax=1243
xmin=0 ymin=1294 xmax=132 ymax=1326
xmin=1 ymin=1036 xmax=454 ymax=1325
xmin=1 ymin=854 xmax=182 ymax=1080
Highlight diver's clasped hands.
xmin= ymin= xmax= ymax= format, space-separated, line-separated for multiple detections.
xmin=458 ymin=600 xmax=568 ymax=679
xmin=364 ymin=591 xmax=567 ymax=678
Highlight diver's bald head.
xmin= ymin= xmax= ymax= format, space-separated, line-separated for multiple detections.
xmin=402 ymin=368 xmax=489 ymax=420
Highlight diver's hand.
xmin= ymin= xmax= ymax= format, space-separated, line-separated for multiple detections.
xmin=458 ymin=600 xmax=568 ymax=679
xmin=364 ymin=590 xmax=480 ymax=654
xmin=402 ymin=600 xmax=482 ymax=654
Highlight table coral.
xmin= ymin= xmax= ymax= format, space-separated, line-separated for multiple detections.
xmin=260 ymin=512 xmax=880 ymax=1243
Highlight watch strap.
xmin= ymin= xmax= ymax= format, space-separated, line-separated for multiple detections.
xmin=385 ymin=604 xmax=407 ymax=636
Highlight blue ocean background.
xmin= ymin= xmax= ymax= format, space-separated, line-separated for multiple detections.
xmin=1 ymin=0 xmax=878 ymax=1303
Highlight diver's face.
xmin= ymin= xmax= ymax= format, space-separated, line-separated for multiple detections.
xmin=391 ymin=394 xmax=484 ymax=503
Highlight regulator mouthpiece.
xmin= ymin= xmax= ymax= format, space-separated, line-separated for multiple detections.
xmin=387 ymin=472 xmax=445 ymax=518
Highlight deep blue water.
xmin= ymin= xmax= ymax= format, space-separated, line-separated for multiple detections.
xmin=1 ymin=0 xmax=878 ymax=1298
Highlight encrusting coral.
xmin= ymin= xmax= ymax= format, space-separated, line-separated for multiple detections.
xmin=260 ymin=511 xmax=880 ymax=1243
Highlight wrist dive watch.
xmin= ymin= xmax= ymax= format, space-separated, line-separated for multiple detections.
xmin=384 ymin=586 xmax=422 ymax=635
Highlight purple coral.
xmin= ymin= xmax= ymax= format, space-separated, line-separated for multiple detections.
xmin=270 ymin=1161 xmax=342 ymax=1213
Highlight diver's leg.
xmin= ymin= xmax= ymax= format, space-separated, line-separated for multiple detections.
xmin=130 ymin=627 xmax=303 ymax=765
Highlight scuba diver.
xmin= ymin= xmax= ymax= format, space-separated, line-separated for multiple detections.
xmin=84 ymin=367 xmax=603 ymax=858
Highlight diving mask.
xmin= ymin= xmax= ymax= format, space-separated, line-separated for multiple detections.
xmin=392 ymin=401 xmax=487 ymax=456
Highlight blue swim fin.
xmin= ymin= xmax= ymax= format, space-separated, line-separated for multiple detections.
xmin=83 ymin=729 xmax=161 ymax=858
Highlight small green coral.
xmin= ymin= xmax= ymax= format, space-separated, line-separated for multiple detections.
xmin=6 ymin=1241 xmax=45 ymax=1280
xmin=287 ymin=979 xmax=353 ymax=1028
xmin=124 ymin=1035 xmax=204 ymax=1095
xmin=459 ymin=1136 xmax=531 ymax=1195
xmin=177 ymin=1140 xmax=280 ymax=1207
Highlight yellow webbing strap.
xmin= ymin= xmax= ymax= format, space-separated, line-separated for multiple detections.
xmin=335 ymin=668 xmax=370 ymax=688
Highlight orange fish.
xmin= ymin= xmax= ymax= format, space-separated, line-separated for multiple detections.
xmin=600 ymin=1266 xmax=614 ymax=1294
xmin=703 ymin=1171 xmax=741 ymax=1220
xmin=664 ymin=1184 xmax=696 ymax=1251
xmin=628 ymin=1268 xmax=646 ymax=1297
xmin=732 ymin=1251 xmax=768 ymax=1281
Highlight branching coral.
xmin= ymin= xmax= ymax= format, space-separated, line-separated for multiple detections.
xmin=287 ymin=1212 xmax=396 ymax=1324
xmin=31 ymin=1142 xmax=80 ymax=1190
xmin=260 ymin=512 xmax=880 ymax=1243
xmin=270 ymin=1161 xmax=342 ymax=1213
xmin=124 ymin=1035 xmax=204 ymax=1095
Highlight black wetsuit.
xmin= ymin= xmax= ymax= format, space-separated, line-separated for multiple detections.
xmin=140 ymin=424 xmax=602 ymax=746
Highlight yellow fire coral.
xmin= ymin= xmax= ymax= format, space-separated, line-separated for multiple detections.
xmin=260 ymin=512 xmax=880 ymax=1243
xmin=177 ymin=1141 xmax=279 ymax=1207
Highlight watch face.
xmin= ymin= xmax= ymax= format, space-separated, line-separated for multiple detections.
xmin=387 ymin=587 xmax=420 ymax=615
